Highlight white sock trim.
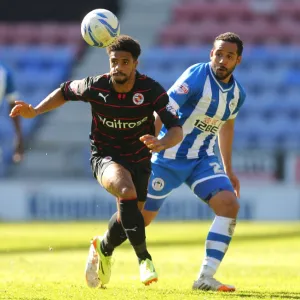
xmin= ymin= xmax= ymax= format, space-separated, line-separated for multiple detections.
xmin=206 ymin=240 xmax=229 ymax=253
xmin=210 ymin=215 xmax=236 ymax=237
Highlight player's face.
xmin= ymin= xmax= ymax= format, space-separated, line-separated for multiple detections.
xmin=210 ymin=41 xmax=242 ymax=82
xmin=109 ymin=51 xmax=138 ymax=84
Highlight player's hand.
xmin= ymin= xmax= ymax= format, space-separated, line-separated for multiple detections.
xmin=9 ymin=101 xmax=37 ymax=119
xmin=227 ymin=171 xmax=240 ymax=198
xmin=140 ymin=134 xmax=165 ymax=153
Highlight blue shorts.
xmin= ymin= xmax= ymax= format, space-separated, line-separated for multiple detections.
xmin=144 ymin=155 xmax=234 ymax=212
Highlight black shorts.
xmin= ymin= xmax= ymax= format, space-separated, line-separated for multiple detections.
xmin=90 ymin=155 xmax=151 ymax=202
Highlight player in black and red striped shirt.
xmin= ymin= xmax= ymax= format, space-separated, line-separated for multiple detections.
xmin=10 ymin=35 xmax=183 ymax=287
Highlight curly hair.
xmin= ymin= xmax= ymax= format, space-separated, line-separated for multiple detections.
xmin=106 ymin=35 xmax=141 ymax=60
xmin=215 ymin=32 xmax=244 ymax=56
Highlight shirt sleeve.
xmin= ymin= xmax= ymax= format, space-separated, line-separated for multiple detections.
xmin=167 ymin=63 xmax=204 ymax=109
xmin=60 ymin=77 xmax=93 ymax=102
xmin=229 ymin=83 xmax=246 ymax=119
xmin=152 ymin=83 xmax=181 ymax=130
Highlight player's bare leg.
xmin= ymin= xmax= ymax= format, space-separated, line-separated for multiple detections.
xmin=142 ymin=210 xmax=159 ymax=227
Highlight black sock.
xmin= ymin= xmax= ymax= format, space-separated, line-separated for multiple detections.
xmin=101 ymin=212 xmax=127 ymax=256
xmin=119 ymin=199 xmax=152 ymax=262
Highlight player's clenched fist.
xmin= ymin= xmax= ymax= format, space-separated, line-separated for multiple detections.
xmin=10 ymin=101 xmax=37 ymax=119
xmin=140 ymin=134 xmax=165 ymax=153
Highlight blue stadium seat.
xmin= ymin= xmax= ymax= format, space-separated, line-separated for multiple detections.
xmin=15 ymin=68 xmax=66 ymax=91
xmin=0 ymin=116 xmax=14 ymax=139
xmin=16 ymin=46 xmax=76 ymax=70
xmin=139 ymin=45 xmax=300 ymax=151
xmin=0 ymin=44 xmax=77 ymax=176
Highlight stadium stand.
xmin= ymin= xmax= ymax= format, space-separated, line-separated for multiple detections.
xmin=2 ymin=0 xmax=300 ymax=179
xmin=3 ymin=0 xmax=176 ymax=179
xmin=162 ymin=0 xmax=300 ymax=45
xmin=0 ymin=23 xmax=83 ymax=176
xmin=139 ymin=0 xmax=300 ymax=151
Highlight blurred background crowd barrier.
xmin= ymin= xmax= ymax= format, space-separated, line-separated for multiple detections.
xmin=0 ymin=0 xmax=299 ymax=221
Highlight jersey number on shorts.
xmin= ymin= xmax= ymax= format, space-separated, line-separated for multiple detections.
xmin=209 ymin=162 xmax=224 ymax=174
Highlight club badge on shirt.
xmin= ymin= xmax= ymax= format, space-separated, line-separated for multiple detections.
xmin=132 ymin=93 xmax=144 ymax=105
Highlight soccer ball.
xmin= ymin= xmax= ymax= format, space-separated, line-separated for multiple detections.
xmin=81 ymin=9 xmax=120 ymax=48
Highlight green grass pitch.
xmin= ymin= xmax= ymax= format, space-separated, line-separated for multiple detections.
xmin=1 ymin=221 xmax=300 ymax=299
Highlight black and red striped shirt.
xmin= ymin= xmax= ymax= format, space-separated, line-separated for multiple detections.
xmin=60 ymin=72 xmax=180 ymax=163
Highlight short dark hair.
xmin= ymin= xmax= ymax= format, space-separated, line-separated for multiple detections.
xmin=106 ymin=35 xmax=141 ymax=60
xmin=214 ymin=32 xmax=243 ymax=56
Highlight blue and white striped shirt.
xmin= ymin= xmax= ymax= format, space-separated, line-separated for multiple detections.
xmin=155 ymin=62 xmax=246 ymax=160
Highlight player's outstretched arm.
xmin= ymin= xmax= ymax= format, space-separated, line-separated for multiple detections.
xmin=140 ymin=126 xmax=183 ymax=153
xmin=9 ymin=88 xmax=67 ymax=119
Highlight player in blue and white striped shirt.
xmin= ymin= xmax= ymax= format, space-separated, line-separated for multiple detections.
xmin=143 ymin=32 xmax=246 ymax=292
xmin=0 ymin=63 xmax=23 ymax=163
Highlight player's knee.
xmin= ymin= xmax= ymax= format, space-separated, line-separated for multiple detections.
xmin=118 ymin=186 xmax=137 ymax=200
xmin=229 ymin=197 xmax=240 ymax=214
xmin=102 ymin=174 xmax=137 ymax=199
xmin=210 ymin=191 xmax=239 ymax=217
xmin=225 ymin=197 xmax=239 ymax=217
xmin=222 ymin=193 xmax=239 ymax=212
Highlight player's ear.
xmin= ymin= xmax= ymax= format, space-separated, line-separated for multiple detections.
xmin=236 ymin=55 xmax=242 ymax=65
xmin=210 ymin=49 xmax=214 ymax=60
xmin=134 ymin=59 xmax=139 ymax=68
